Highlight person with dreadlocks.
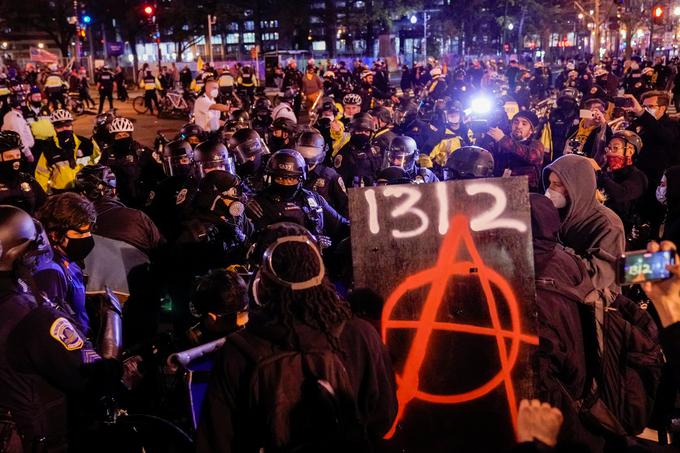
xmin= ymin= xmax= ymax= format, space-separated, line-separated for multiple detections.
xmin=195 ymin=222 xmax=397 ymax=453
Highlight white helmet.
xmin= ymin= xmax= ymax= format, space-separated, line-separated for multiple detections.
xmin=49 ymin=109 xmax=73 ymax=124
xmin=108 ymin=117 xmax=134 ymax=133
xmin=342 ymin=93 xmax=362 ymax=106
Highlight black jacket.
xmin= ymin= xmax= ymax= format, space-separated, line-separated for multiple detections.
xmin=599 ymin=165 xmax=648 ymax=231
xmin=631 ymin=111 xmax=680 ymax=187
xmin=195 ymin=311 xmax=397 ymax=453
xmin=530 ymin=195 xmax=605 ymax=451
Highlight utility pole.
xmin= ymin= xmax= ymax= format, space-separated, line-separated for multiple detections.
xmin=207 ymin=15 xmax=216 ymax=65
xmin=155 ymin=2 xmax=162 ymax=68
xmin=594 ymin=0 xmax=601 ymax=62
xmin=73 ymin=0 xmax=81 ymax=59
xmin=423 ymin=11 xmax=428 ymax=62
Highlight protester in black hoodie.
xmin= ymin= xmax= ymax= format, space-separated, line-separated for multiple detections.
xmin=544 ymin=154 xmax=625 ymax=294
xmin=530 ymin=193 xmax=604 ymax=452
xmin=195 ymin=222 xmax=397 ymax=453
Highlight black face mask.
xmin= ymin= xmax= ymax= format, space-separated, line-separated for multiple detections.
xmin=63 ymin=236 xmax=95 ymax=262
xmin=270 ymin=182 xmax=299 ymax=200
xmin=57 ymin=131 xmax=75 ymax=149
xmin=30 ymin=100 xmax=42 ymax=107
xmin=0 ymin=159 xmax=21 ymax=178
xmin=269 ymin=136 xmax=287 ymax=151
xmin=238 ymin=154 xmax=262 ymax=177
xmin=112 ymin=138 xmax=133 ymax=157
xmin=350 ymin=134 xmax=371 ymax=148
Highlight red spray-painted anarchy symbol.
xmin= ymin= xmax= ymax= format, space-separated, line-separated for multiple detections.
xmin=381 ymin=214 xmax=539 ymax=439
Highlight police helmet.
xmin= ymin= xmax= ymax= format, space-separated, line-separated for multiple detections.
xmin=194 ymin=140 xmax=236 ymax=177
xmin=230 ymin=109 xmax=251 ymax=126
xmin=264 ymin=149 xmax=307 ymax=182
xmin=295 ymin=131 xmax=327 ymax=166
xmin=350 ymin=112 xmax=374 ymax=132
xmin=179 ymin=123 xmax=206 ymax=147
xmin=0 ymin=206 xmax=52 ymax=272
xmin=385 ymin=136 xmax=417 ymax=173
xmin=371 ymin=106 xmax=393 ymax=125
xmin=443 ymin=146 xmax=495 ymax=180
xmin=272 ymin=117 xmax=297 ymax=135
xmin=253 ymin=97 xmax=272 ymax=112
xmin=229 ymin=128 xmax=267 ymax=165
xmin=317 ymin=97 xmax=338 ymax=115
xmin=75 ymin=164 xmax=117 ymax=199
xmin=376 ymin=166 xmax=413 ymax=185
xmin=162 ymin=139 xmax=194 ymax=177
xmin=0 ymin=131 xmax=23 ymax=153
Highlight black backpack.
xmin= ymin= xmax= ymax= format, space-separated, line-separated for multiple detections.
xmin=229 ymin=325 xmax=369 ymax=453
xmin=536 ymin=247 xmax=663 ymax=436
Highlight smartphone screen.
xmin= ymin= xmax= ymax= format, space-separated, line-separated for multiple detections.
xmin=618 ymin=250 xmax=675 ymax=285
xmin=579 ymin=109 xmax=593 ymax=119
xmin=614 ymin=97 xmax=633 ymax=108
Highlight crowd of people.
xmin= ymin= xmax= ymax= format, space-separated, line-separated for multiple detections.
xmin=1 ymin=50 xmax=680 ymax=452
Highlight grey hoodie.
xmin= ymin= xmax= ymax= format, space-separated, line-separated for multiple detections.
xmin=544 ymin=154 xmax=625 ymax=292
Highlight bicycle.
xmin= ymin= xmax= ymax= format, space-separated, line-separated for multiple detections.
xmin=132 ymin=93 xmax=153 ymax=114
xmin=157 ymin=89 xmax=194 ymax=119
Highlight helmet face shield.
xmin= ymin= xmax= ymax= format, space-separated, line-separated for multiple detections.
xmin=232 ymin=138 xmax=264 ymax=165
xmin=163 ymin=154 xmax=193 ymax=177
xmin=384 ymin=150 xmax=415 ymax=173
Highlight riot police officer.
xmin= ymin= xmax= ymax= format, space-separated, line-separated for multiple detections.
xmin=146 ymin=139 xmax=199 ymax=241
xmin=0 ymin=205 xmax=135 ymax=453
xmin=442 ymin=146 xmax=495 ymax=180
xmin=92 ymin=110 xmax=117 ymax=152
xmin=333 ymin=113 xmax=382 ymax=188
xmin=170 ymin=169 xmax=253 ymax=326
xmin=246 ymin=149 xmax=349 ymax=245
xmin=178 ymin=122 xmax=207 ymax=149
xmin=229 ymin=128 xmax=269 ymax=194
xmin=0 ymin=131 xmax=46 ymax=215
xmin=296 ymin=130 xmax=348 ymax=216
xmin=193 ymin=138 xmax=237 ymax=179
xmin=384 ymin=135 xmax=438 ymax=184
xmin=371 ymin=106 xmax=398 ymax=154
xmin=100 ymin=117 xmax=164 ymax=208
xmin=269 ymin=117 xmax=297 ymax=152
xmin=376 ymin=166 xmax=414 ymax=185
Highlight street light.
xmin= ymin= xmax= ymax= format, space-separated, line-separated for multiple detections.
xmin=1 ymin=42 xmax=7 ymax=49
xmin=410 ymin=15 xmax=417 ymax=24
xmin=38 ymin=42 xmax=44 ymax=49
xmin=674 ymin=5 xmax=680 ymax=16
xmin=507 ymin=23 xmax=514 ymax=30
xmin=578 ymin=12 xmax=584 ymax=19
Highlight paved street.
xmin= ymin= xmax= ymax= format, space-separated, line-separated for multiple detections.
xmin=72 ymin=89 xmax=187 ymax=148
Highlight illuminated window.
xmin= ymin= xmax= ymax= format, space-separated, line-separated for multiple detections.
xmin=244 ymin=21 xmax=255 ymax=31
xmin=243 ymin=33 xmax=256 ymax=43
xmin=312 ymin=40 xmax=327 ymax=51
xmin=226 ymin=33 xmax=239 ymax=44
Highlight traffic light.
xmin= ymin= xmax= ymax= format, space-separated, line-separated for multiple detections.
xmin=653 ymin=5 xmax=664 ymax=25
xmin=143 ymin=5 xmax=154 ymax=15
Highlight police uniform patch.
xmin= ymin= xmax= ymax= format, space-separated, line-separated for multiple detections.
xmin=590 ymin=87 xmax=597 ymax=94
xmin=337 ymin=177 xmax=346 ymax=193
xmin=20 ymin=182 xmax=31 ymax=192
xmin=334 ymin=154 xmax=343 ymax=168
xmin=50 ymin=317 xmax=84 ymax=351
xmin=176 ymin=188 xmax=188 ymax=205
xmin=313 ymin=178 xmax=326 ymax=189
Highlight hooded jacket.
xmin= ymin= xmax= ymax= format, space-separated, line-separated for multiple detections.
xmin=530 ymin=194 xmax=604 ymax=451
xmin=544 ymin=154 xmax=625 ymax=293
xmin=662 ymin=165 xmax=680 ymax=245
